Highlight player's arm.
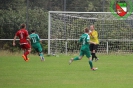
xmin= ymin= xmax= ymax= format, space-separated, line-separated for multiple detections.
xmin=39 ymin=39 xmax=42 ymax=43
xmin=79 ymin=36 xmax=83 ymax=43
xmin=86 ymin=35 xmax=90 ymax=43
xmin=88 ymin=30 xmax=92 ymax=36
xmin=27 ymin=35 xmax=31 ymax=45
xmin=87 ymin=35 xmax=96 ymax=44
xmin=36 ymin=34 xmax=42 ymax=43
xmin=25 ymin=30 xmax=31 ymax=44
xmin=13 ymin=35 xmax=17 ymax=46
xmin=27 ymin=35 xmax=30 ymax=40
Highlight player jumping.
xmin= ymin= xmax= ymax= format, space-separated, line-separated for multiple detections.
xmin=69 ymin=28 xmax=98 ymax=71
xmin=13 ymin=23 xmax=31 ymax=62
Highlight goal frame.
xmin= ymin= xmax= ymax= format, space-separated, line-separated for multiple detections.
xmin=48 ymin=11 xmax=111 ymax=55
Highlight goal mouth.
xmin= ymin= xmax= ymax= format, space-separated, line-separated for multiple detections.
xmin=48 ymin=11 xmax=133 ymax=55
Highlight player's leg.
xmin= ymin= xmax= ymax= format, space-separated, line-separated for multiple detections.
xmin=69 ymin=50 xmax=84 ymax=65
xmin=21 ymin=45 xmax=27 ymax=61
xmin=23 ymin=44 xmax=31 ymax=61
xmin=86 ymin=50 xmax=98 ymax=71
xmin=90 ymin=44 xmax=95 ymax=61
xmin=37 ymin=46 xmax=45 ymax=61
xmin=93 ymin=44 xmax=99 ymax=61
xmin=86 ymin=50 xmax=93 ymax=69
xmin=34 ymin=44 xmax=45 ymax=61
xmin=34 ymin=48 xmax=40 ymax=56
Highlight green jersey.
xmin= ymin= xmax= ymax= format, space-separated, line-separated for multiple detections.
xmin=30 ymin=33 xmax=40 ymax=45
xmin=79 ymin=33 xmax=90 ymax=50
xmin=30 ymin=33 xmax=43 ymax=52
xmin=30 ymin=33 xmax=44 ymax=59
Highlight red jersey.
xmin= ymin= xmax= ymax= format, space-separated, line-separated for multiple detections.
xmin=15 ymin=28 xmax=29 ymax=45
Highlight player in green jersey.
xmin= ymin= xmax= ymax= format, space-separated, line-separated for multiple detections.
xmin=30 ymin=30 xmax=45 ymax=61
xmin=69 ymin=28 xmax=98 ymax=71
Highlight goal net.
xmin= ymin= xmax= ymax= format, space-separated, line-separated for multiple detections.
xmin=48 ymin=11 xmax=133 ymax=55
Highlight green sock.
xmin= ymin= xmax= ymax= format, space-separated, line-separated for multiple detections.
xmin=73 ymin=57 xmax=80 ymax=61
xmin=39 ymin=52 xmax=44 ymax=57
xmin=89 ymin=60 xmax=93 ymax=69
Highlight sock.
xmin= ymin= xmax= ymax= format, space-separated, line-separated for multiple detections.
xmin=39 ymin=52 xmax=43 ymax=57
xmin=73 ymin=57 xmax=80 ymax=61
xmin=24 ymin=51 xmax=29 ymax=59
xmin=94 ymin=53 xmax=97 ymax=59
xmin=91 ymin=53 xmax=95 ymax=61
xmin=92 ymin=53 xmax=97 ymax=59
xmin=89 ymin=60 xmax=93 ymax=69
xmin=39 ymin=52 xmax=44 ymax=58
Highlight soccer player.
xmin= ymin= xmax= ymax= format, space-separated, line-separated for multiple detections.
xmin=13 ymin=23 xmax=31 ymax=62
xmin=69 ymin=28 xmax=98 ymax=71
xmin=89 ymin=25 xmax=99 ymax=61
xmin=29 ymin=30 xmax=45 ymax=61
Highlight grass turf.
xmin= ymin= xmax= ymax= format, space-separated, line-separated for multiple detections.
xmin=0 ymin=52 xmax=133 ymax=88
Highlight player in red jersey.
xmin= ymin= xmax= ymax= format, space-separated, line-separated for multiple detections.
xmin=13 ymin=23 xmax=31 ymax=62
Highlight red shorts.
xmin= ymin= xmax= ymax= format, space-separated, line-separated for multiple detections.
xmin=20 ymin=43 xmax=31 ymax=50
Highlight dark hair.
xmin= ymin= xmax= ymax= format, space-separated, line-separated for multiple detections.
xmin=31 ymin=30 xmax=35 ymax=33
xmin=20 ymin=23 xmax=26 ymax=29
xmin=84 ymin=27 xmax=89 ymax=33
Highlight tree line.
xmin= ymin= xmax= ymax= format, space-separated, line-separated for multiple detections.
xmin=1 ymin=0 xmax=133 ymax=53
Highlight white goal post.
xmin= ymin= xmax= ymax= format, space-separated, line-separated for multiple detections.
xmin=48 ymin=11 xmax=133 ymax=55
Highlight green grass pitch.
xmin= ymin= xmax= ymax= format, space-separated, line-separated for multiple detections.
xmin=0 ymin=52 xmax=133 ymax=88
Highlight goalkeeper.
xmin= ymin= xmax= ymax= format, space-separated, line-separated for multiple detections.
xmin=89 ymin=25 xmax=99 ymax=61
xmin=69 ymin=28 xmax=98 ymax=71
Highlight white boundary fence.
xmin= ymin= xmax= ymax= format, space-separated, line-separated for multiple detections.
xmin=1 ymin=39 xmax=133 ymax=55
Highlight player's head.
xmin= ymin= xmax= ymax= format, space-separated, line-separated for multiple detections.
xmin=84 ymin=27 xmax=89 ymax=33
xmin=20 ymin=23 xmax=26 ymax=29
xmin=31 ymin=30 xmax=35 ymax=33
xmin=90 ymin=25 xmax=94 ymax=31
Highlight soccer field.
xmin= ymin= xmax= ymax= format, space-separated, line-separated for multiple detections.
xmin=0 ymin=52 xmax=133 ymax=88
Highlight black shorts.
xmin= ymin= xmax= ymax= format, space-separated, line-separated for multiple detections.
xmin=90 ymin=44 xmax=98 ymax=52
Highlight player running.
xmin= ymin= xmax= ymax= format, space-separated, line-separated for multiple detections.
xmin=13 ymin=23 xmax=31 ymax=62
xmin=29 ymin=30 xmax=45 ymax=61
xmin=69 ymin=28 xmax=98 ymax=71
